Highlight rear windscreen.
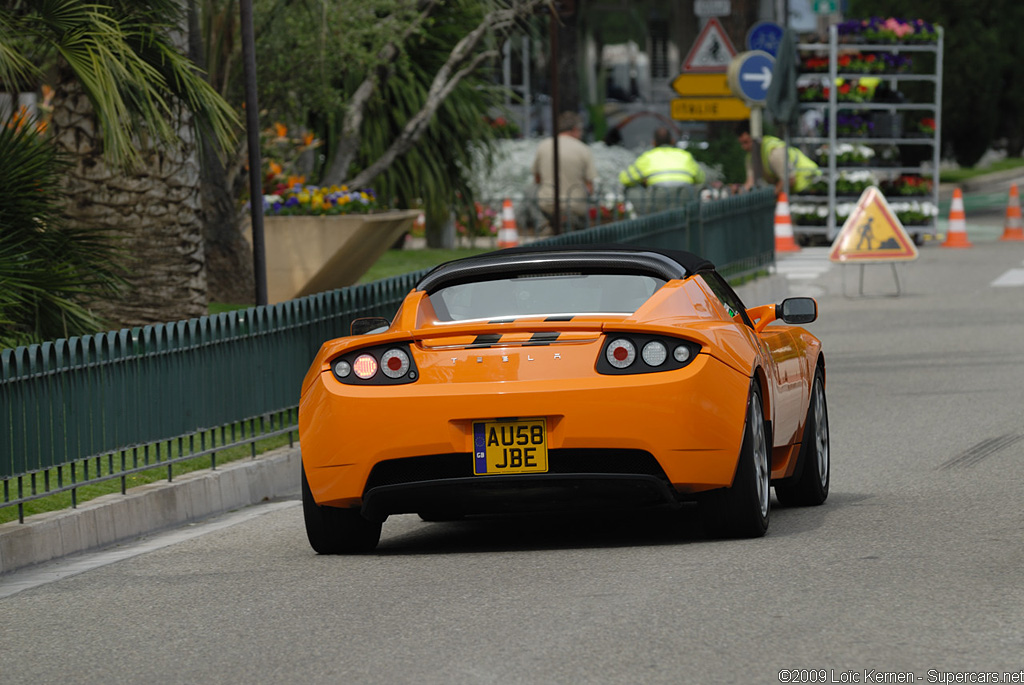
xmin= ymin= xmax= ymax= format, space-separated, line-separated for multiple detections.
xmin=428 ymin=273 xmax=665 ymax=322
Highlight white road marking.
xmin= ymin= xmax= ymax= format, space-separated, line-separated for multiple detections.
xmin=991 ymin=268 xmax=1024 ymax=287
xmin=0 ymin=500 xmax=300 ymax=599
xmin=774 ymin=247 xmax=833 ymax=281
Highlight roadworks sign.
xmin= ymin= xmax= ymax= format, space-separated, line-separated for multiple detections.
xmin=829 ymin=186 xmax=919 ymax=262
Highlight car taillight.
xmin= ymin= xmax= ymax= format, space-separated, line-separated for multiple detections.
xmin=333 ymin=359 xmax=351 ymax=378
xmin=330 ymin=343 xmax=418 ymax=385
xmin=642 ymin=341 xmax=667 ymax=366
xmin=606 ymin=338 xmax=636 ymax=369
xmin=353 ymin=354 xmax=378 ymax=379
xmin=381 ymin=349 xmax=410 ymax=378
xmin=597 ymin=334 xmax=700 ymax=375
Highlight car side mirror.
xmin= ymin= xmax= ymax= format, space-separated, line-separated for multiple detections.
xmin=778 ymin=297 xmax=817 ymax=324
xmin=351 ymin=317 xmax=390 ymax=336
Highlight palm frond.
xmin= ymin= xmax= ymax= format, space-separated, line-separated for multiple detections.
xmin=0 ymin=114 xmax=125 ymax=348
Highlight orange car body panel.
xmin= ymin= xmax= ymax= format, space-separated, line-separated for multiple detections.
xmin=299 ymin=272 xmax=821 ymax=508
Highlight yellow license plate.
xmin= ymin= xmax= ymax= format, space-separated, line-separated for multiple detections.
xmin=472 ymin=418 xmax=548 ymax=475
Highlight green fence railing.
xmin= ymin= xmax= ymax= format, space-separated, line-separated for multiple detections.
xmin=0 ymin=189 xmax=775 ymax=521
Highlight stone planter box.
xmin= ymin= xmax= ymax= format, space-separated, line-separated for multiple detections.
xmin=251 ymin=210 xmax=420 ymax=303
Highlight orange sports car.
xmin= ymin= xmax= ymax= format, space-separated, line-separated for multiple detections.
xmin=299 ymin=246 xmax=829 ymax=553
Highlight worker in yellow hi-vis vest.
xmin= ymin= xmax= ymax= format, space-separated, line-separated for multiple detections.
xmin=736 ymin=121 xmax=820 ymax=194
xmin=619 ymin=128 xmax=706 ymax=189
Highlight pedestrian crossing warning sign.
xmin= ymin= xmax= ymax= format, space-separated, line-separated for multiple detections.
xmin=683 ymin=17 xmax=737 ymax=72
xmin=829 ymin=186 xmax=919 ymax=262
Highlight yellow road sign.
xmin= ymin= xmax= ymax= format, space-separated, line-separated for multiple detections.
xmin=829 ymin=187 xmax=919 ymax=262
xmin=671 ymin=97 xmax=751 ymax=121
xmin=671 ymin=73 xmax=732 ymax=97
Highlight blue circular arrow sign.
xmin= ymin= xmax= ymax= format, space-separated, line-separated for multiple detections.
xmin=733 ymin=51 xmax=776 ymax=104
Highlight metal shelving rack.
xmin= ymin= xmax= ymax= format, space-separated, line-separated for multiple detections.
xmin=792 ymin=23 xmax=944 ymax=242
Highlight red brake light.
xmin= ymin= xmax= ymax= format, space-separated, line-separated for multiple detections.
xmin=606 ymin=339 xmax=636 ymax=369
xmin=380 ymin=349 xmax=410 ymax=378
xmin=353 ymin=354 xmax=378 ymax=379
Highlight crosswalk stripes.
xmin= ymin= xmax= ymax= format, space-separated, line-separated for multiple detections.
xmin=773 ymin=247 xmax=833 ymax=281
xmin=775 ymin=250 xmax=1024 ymax=289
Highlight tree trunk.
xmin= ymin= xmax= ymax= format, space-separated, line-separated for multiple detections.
xmin=188 ymin=0 xmax=254 ymax=306
xmin=50 ymin=75 xmax=208 ymax=330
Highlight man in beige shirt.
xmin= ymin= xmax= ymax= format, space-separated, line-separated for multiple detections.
xmin=532 ymin=111 xmax=596 ymax=233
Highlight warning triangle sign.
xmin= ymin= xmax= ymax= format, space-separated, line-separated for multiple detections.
xmin=829 ymin=187 xmax=919 ymax=262
xmin=683 ymin=18 xmax=737 ymax=73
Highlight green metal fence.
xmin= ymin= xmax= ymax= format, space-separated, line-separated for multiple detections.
xmin=0 ymin=189 xmax=775 ymax=521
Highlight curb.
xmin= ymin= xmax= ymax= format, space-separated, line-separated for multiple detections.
xmin=0 ymin=445 xmax=302 ymax=576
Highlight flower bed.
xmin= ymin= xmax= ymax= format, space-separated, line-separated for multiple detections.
xmin=806 ymin=199 xmax=939 ymax=227
xmin=805 ymin=170 xmax=879 ymax=197
xmin=837 ymin=17 xmax=938 ymax=44
xmin=791 ymin=203 xmax=831 ymax=226
xmin=817 ymin=143 xmax=875 ymax=166
xmin=888 ymin=200 xmax=939 ymax=225
xmin=801 ymin=51 xmax=913 ymax=74
xmin=881 ymin=175 xmax=933 ymax=197
xmin=263 ymin=185 xmax=381 ymax=216
xmin=828 ymin=112 xmax=873 ymax=137
xmin=904 ymin=117 xmax=936 ymax=137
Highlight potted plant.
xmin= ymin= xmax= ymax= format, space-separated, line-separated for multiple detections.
xmin=254 ymin=124 xmax=419 ymax=302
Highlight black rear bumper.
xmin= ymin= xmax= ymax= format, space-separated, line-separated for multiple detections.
xmin=360 ymin=472 xmax=680 ymax=520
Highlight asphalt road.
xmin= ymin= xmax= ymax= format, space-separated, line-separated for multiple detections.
xmin=2 ymin=235 xmax=1023 ymax=684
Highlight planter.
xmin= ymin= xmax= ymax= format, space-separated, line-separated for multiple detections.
xmin=248 ymin=210 xmax=420 ymax=303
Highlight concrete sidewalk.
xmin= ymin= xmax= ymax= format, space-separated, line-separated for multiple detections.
xmin=0 ymin=445 xmax=301 ymax=576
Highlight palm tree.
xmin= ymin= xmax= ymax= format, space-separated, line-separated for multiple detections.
xmin=1 ymin=0 xmax=238 ymax=330
xmin=219 ymin=0 xmax=547 ymax=247
xmin=0 ymin=113 xmax=123 ymax=348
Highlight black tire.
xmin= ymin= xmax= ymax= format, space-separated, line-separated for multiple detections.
xmin=775 ymin=366 xmax=830 ymax=507
xmin=700 ymin=381 xmax=771 ymax=538
xmin=301 ymin=465 xmax=381 ymax=554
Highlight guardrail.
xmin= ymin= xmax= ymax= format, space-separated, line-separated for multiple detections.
xmin=0 ymin=188 xmax=775 ymax=522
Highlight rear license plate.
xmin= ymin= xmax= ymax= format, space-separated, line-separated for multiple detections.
xmin=472 ymin=418 xmax=548 ymax=475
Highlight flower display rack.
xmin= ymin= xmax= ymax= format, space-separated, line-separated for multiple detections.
xmin=791 ymin=20 xmax=943 ymax=243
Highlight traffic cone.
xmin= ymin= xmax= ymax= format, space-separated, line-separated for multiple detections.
xmin=773 ymin=192 xmax=800 ymax=253
xmin=942 ymin=187 xmax=972 ymax=248
xmin=497 ymin=198 xmax=520 ymax=248
xmin=1000 ymin=183 xmax=1024 ymax=241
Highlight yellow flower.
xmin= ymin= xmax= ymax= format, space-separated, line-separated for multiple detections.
xmin=298 ymin=191 xmax=310 ymax=204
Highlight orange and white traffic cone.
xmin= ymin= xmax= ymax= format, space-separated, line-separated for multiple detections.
xmin=1000 ymin=183 xmax=1024 ymax=241
xmin=497 ymin=198 xmax=520 ymax=249
xmin=773 ymin=192 xmax=800 ymax=253
xmin=942 ymin=187 xmax=972 ymax=248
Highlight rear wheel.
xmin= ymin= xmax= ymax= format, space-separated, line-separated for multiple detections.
xmin=700 ymin=381 xmax=770 ymax=538
xmin=775 ymin=367 xmax=830 ymax=507
xmin=301 ymin=466 xmax=381 ymax=554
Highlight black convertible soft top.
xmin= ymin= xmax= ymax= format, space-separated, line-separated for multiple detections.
xmin=416 ymin=244 xmax=716 ymax=294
